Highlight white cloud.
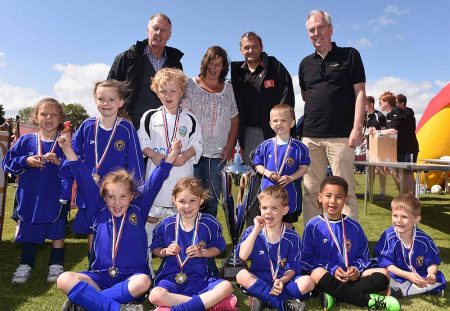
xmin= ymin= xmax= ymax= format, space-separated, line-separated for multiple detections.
xmin=0 ymin=81 xmax=43 ymax=116
xmin=368 ymin=15 xmax=397 ymax=27
xmin=53 ymin=63 xmax=110 ymax=116
xmin=348 ymin=37 xmax=373 ymax=49
xmin=384 ymin=5 xmax=409 ymax=15
xmin=0 ymin=52 xmax=6 ymax=67
xmin=369 ymin=5 xmax=409 ymax=28
xmin=435 ymin=80 xmax=450 ymax=88
xmin=0 ymin=63 xmax=110 ymax=118
xmin=293 ymin=75 xmax=439 ymax=123
xmin=366 ymin=76 xmax=435 ymax=117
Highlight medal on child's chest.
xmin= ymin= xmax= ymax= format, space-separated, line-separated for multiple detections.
xmin=108 ymin=211 xmax=127 ymax=278
xmin=273 ymin=137 xmax=292 ymax=175
xmin=162 ymin=107 xmax=181 ymax=155
xmin=108 ymin=266 xmax=119 ymax=278
xmin=263 ymin=225 xmax=286 ymax=280
xmin=92 ymin=117 xmax=120 ymax=183
xmin=323 ymin=214 xmax=349 ymax=268
xmin=174 ymin=213 xmax=200 ymax=284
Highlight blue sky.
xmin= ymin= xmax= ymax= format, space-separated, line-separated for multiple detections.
xmin=1 ymin=0 xmax=449 ymax=121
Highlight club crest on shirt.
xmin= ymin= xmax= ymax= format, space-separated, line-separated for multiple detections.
xmin=345 ymin=239 xmax=352 ymax=251
xmin=416 ymin=256 xmax=424 ymax=266
xmin=287 ymin=157 xmax=294 ymax=167
xmin=280 ymin=258 xmax=287 ymax=269
xmin=129 ymin=213 xmax=138 ymax=225
xmin=179 ymin=126 xmax=187 ymax=137
xmin=197 ymin=240 xmax=206 ymax=249
xmin=115 ymin=140 xmax=125 ymax=151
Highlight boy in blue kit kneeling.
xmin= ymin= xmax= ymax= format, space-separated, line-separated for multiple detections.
xmin=301 ymin=176 xmax=400 ymax=311
xmin=374 ymin=194 xmax=446 ymax=298
xmin=236 ymin=186 xmax=315 ymax=311
xmin=56 ymin=134 xmax=181 ymax=311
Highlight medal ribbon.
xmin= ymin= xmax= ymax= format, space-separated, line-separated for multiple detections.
xmin=161 ymin=107 xmax=181 ymax=154
xmin=273 ymin=137 xmax=292 ymax=175
xmin=94 ymin=117 xmax=120 ymax=173
xmin=175 ymin=213 xmax=200 ymax=269
xmin=263 ymin=224 xmax=286 ymax=280
xmin=36 ymin=133 xmax=43 ymax=158
xmin=37 ymin=133 xmax=59 ymax=160
xmin=323 ymin=214 xmax=349 ymax=268
xmin=111 ymin=211 xmax=127 ymax=267
xmin=394 ymin=226 xmax=416 ymax=273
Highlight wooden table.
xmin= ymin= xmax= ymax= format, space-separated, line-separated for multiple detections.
xmin=354 ymin=161 xmax=450 ymax=214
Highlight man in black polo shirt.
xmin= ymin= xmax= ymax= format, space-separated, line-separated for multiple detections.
xmin=299 ymin=10 xmax=366 ymax=224
xmin=108 ymin=13 xmax=183 ymax=129
xmin=231 ymin=31 xmax=295 ymax=225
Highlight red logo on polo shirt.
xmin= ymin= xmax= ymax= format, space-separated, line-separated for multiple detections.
xmin=264 ymin=79 xmax=275 ymax=88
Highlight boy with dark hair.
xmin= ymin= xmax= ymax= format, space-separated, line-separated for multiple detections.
xmin=301 ymin=176 xmax=400 ymax=310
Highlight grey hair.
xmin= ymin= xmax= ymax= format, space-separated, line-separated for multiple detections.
xmin=306 ymin=10 xmax=332 ymax=28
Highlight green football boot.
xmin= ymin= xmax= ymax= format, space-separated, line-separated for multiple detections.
xmin=368 ymin=293 xmax=401 ymax=311
xmin=319 ymin=291 xmax=334 ymax=310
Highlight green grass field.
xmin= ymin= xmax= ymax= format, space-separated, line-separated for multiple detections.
xmin=0 ymin=174 xmax=448 ymax=310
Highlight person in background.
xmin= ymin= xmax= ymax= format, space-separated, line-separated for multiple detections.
xmin=299 ymin=10 xmax=366 ymax=224
xmin=183 ymin=45 xmax=239 ymax=218
xmin=368 ymin=91 xmax=419 ymax=195
xmin=108 ymin=13 xmax=183 ymax=129
xmin=364 ymin=95 xmax=387 ymax=198
xmin=231 ymin=31 xmax=295 ymax=226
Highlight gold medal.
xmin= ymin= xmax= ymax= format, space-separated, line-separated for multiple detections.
xmin=108 ymin=266 xmax=119 ymax=278
xmin=175 ymin=272 xmax=187 ymax=284
xmin=92 ymin=173 xmax=100 ymax=183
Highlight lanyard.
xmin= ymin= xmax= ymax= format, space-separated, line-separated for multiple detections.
xmin=323 ymin=214 xmax=349 ymax=268
xmin=111 ymin=211 xmax=127 ymax=267
xmin=263 ymin=225 xmax=286 ymax=280
xmin=174 ymin=213 xmax=200 ymax=269
xmin=94 ymin=117 xmax=119 ymax=172
xmin=162 ymin=107 xmax=181 ymax=154
xmin=273 ymin=137 xmax=292 ymax=175
xmin=394 ymin=226 xmax=416 ymax=273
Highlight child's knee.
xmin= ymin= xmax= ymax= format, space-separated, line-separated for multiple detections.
xmin=297 ymin=275 xmax=316 ymax=294
xmin=148 ymin=287 xmax=167 ymax=305
xmin=310 ymin=267 xmax=327 ymax=283
xmin=236 ymin=269 xmax=251 ymax=287
xmin=56 ymin=271 xmax=77 ymax=293
xmin=220 ymin=280 xmax=234 ymax=296
xmin=129 ymin=274 xmax=151 ymax=296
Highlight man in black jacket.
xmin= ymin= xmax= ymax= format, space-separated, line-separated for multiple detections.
xmin=231 ymin=31 xmax=295 ymax=226
xmin=108 ymin=13 xmax=183 ymax=129
xmin=231 ymin=31 xmax=295 ymax=164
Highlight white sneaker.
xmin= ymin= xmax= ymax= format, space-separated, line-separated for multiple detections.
xmin=47 ymin=264 xmax=64 ymax=283
xmin=12 ymin=264 xmax=32 ymax=284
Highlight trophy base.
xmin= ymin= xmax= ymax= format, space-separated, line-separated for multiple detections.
xmin=222 ymin=259 xmax=247 ymax=279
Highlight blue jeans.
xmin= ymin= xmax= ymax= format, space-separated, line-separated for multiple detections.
xmin=194 ymin=156 xmax=224 ymax=217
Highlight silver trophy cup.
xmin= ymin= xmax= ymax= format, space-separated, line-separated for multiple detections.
xmin=220 ymin=142 xmax=255 ymax=278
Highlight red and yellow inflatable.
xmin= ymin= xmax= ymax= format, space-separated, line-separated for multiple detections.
xmin=416 ymin=83 xmax=450 ymax=187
